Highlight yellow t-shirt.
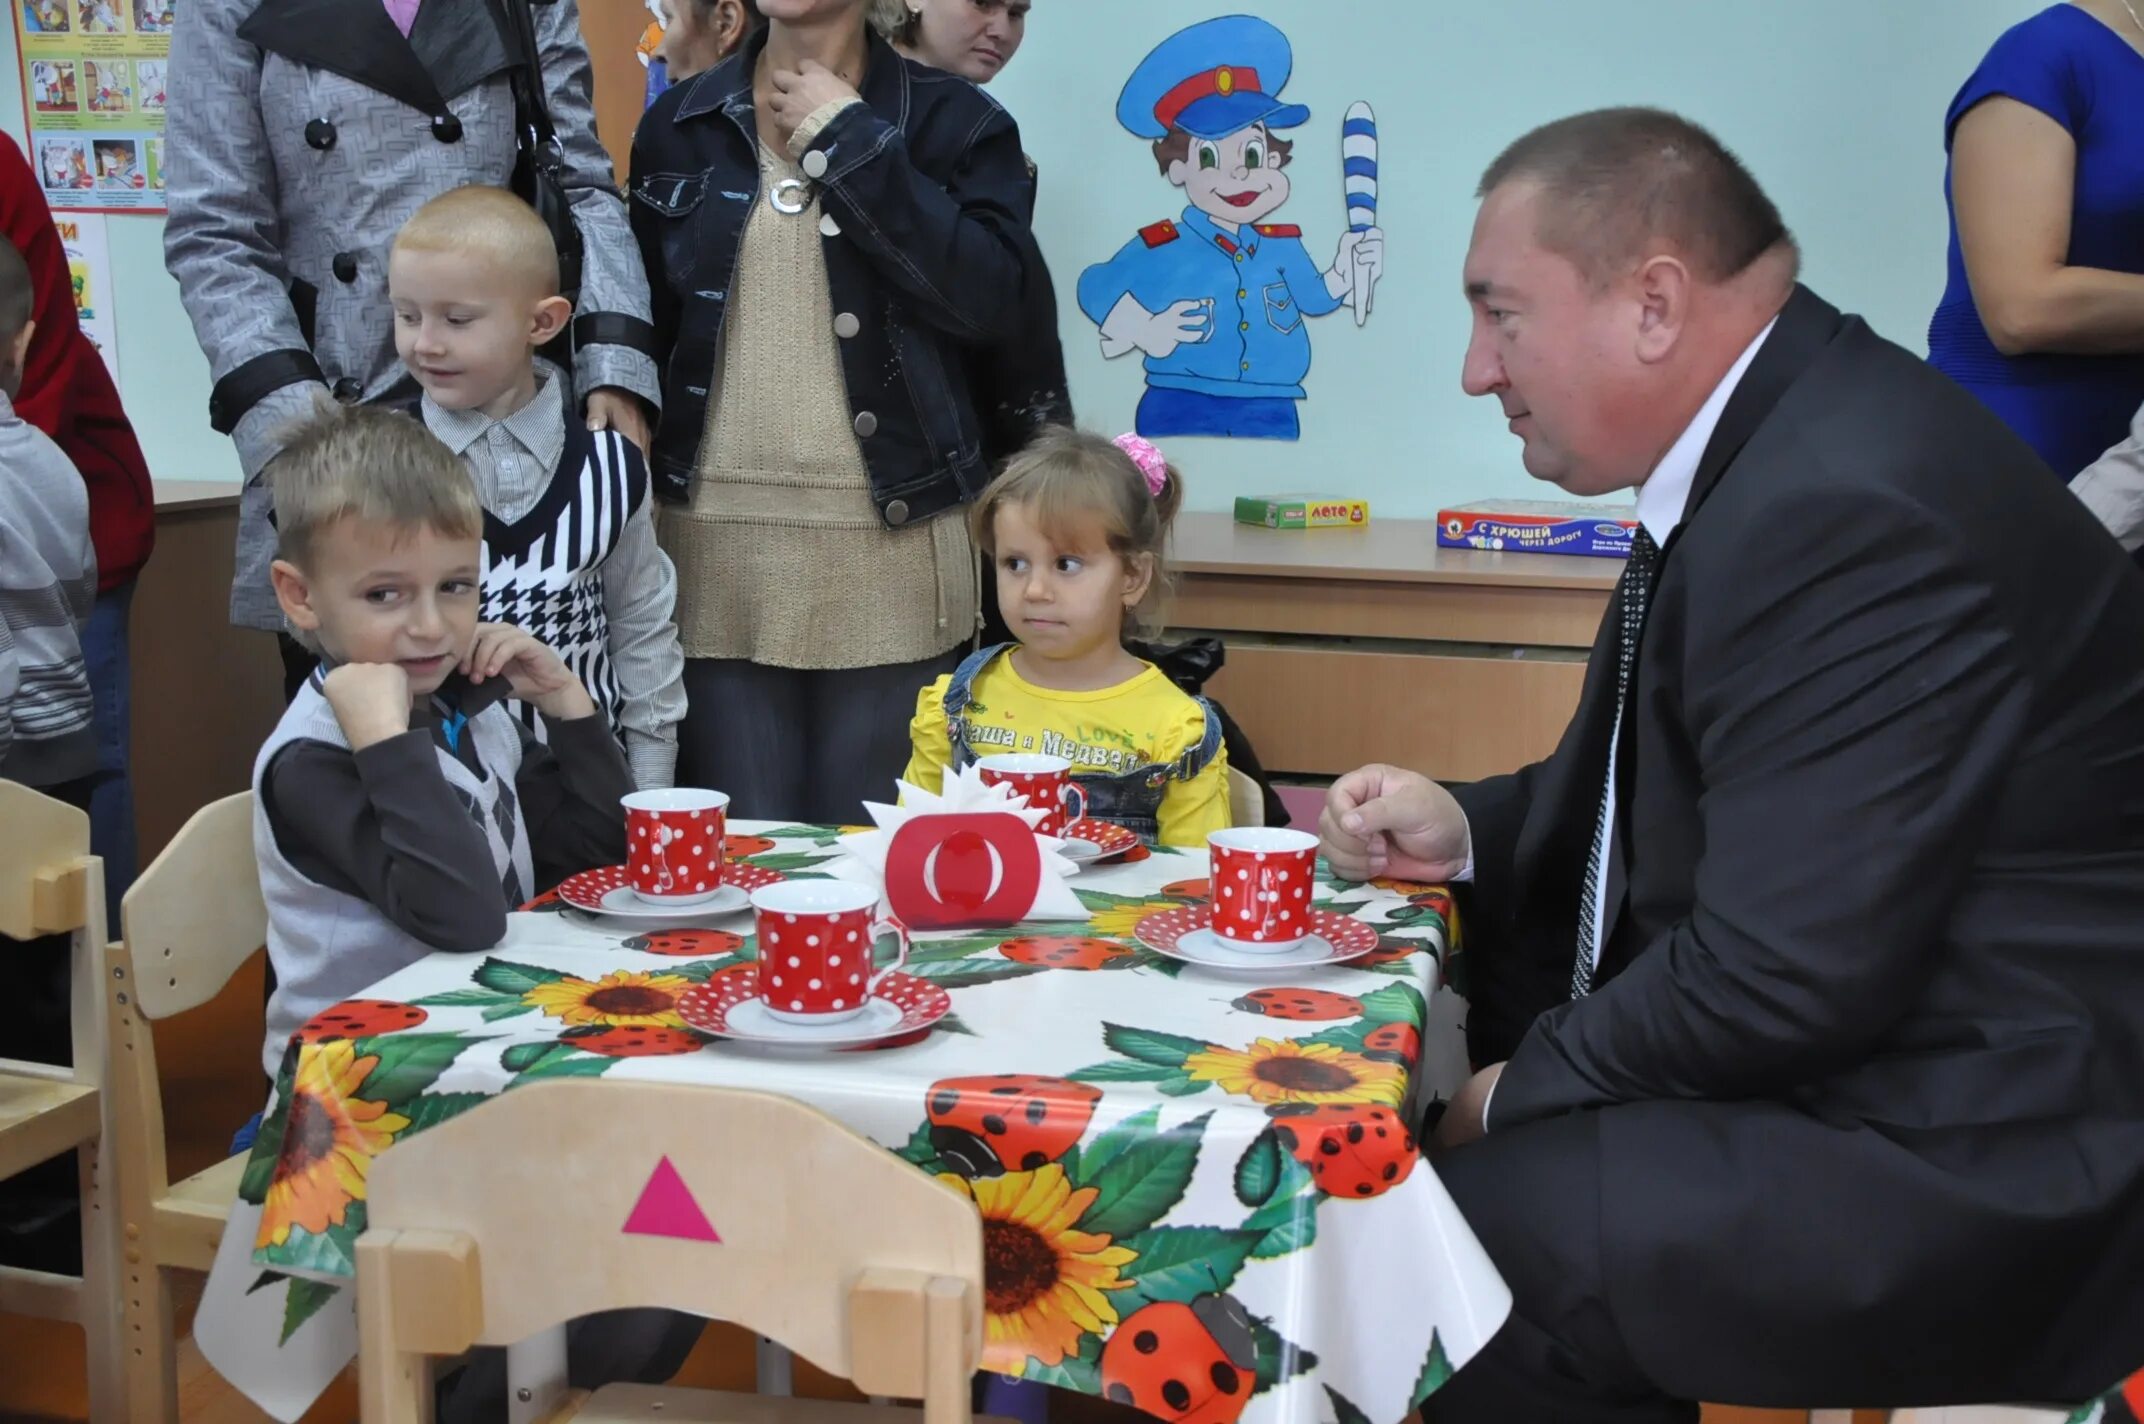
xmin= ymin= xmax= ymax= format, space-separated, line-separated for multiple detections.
xmin=903 ymin=655 xmax=1231 ymax=848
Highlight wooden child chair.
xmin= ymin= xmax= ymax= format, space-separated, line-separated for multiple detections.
xmin=106 ymin=790 xmax=267 ymax=1424
xmin=0 ymin=779 xmax=123 ymax=1421
xmin=357 ymin=1079 xmax=990 ymax=1424
xmin=1226 ymin=768 xmax=1266 ymax=829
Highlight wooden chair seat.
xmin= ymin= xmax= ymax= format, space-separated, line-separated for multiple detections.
xmin=560 ymin=1384 xmax=1013 ymax=1424
xmin=151 ymin=1152 xmax=245 ymax=1274
xmin=0 ymin=1072 xmax=99 ymax=1180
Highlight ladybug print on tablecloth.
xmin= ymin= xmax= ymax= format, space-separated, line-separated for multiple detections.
xmin=1161 ymin=877 xmax=1210 ymax=900
xmin=1354 ymin=936 xmax=1429 ymax=968
xmin=1100 ymin=1295 xmax=1258 ymax=1424
xmin=625 ymin=929 xmax=747 ymax=958
xmin=294 ymin=1000 xmax=428 ymax=1042
xmin=1267 ymin=1103 xmax=1417 ymax=1199
xmin=998 ymin=935 xmax=1135 ymax=971
xmin=926 ymin=1074 xmax=1101 ymax=1177
xmin=1361 ymin=1023 xmax=1421 ymax=1065
xmin=725 ymin=834 xmax=777 ymax=859
xmin=1232 ymin=987 xmax=1364 ymax=1021
xmin=560 ymin=1025 xmax=709 ymax=1057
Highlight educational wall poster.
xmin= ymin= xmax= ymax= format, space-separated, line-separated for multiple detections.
xmin=54 ymin=210 xmax=119 ymax=383
xmin=15 ymin=0 xmax=174 ymax=213
xmin=1076 ymin=13 xmax=1385 ymax=442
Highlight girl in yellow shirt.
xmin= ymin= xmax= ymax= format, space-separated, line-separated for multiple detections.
xmin=904 ymin=428 xmax=1230 ymax=846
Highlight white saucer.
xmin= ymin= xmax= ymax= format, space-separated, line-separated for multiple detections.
xmin=1155 ymin=926 xmax=1369 ymax=972
xmin=1058 ymin=838 xmax=1108 ymax=863
xmin=718 ymin=996 xmax=906 ymax=1045
xmin=577 ymin=883 xmax=748 ymax=924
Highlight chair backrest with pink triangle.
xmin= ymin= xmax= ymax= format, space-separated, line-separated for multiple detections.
xmin=355 ymin=1080 xmax=985 ymax=1422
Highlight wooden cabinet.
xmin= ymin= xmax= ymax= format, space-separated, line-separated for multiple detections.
xmin=1163 ymin=514 xmax=1616 ymax=782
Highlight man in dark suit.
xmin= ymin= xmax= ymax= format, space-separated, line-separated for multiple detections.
xmin=1322 ymin=107 xmax=2144 ymax=1422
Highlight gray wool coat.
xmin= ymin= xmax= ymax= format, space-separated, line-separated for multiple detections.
xmin=163 ymin=0 xmax=658 ymax=628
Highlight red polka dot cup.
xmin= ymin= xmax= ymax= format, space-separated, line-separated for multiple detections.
xmin=749 ymin=881 xmax=911 ymax=1024
xmin=1208 ymin=827 xmax=1319 ymax=952
xmin=622 ymin=788 xmax=730 ymax=904
xmin=977 ymin=753 xmax=1088 ymax=838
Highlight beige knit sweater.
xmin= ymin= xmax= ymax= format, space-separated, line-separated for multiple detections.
xmin=657 ymin=137 xmax=978 ymax=669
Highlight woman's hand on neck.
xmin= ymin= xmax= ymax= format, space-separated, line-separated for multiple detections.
xmin=761 ymin=10 xmax=869 ymax=90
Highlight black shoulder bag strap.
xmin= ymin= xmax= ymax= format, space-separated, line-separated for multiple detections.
xmin=495 ymin=0 xmax=586 ymax=328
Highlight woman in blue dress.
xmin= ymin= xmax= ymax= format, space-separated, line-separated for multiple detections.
xmin=1929 ymin=1 xmax=2144 ymax=482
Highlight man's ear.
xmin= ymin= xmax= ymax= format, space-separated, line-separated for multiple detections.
xmin=1165 ymin=159 xmax=1192 ymax=192
xmin=531 ymin=294 xmax=573 ymax=347
xmin=270 ymin=558 xmax=323 ymax=635
xmin=1631 ymin=254 xmax=1691 ymax=366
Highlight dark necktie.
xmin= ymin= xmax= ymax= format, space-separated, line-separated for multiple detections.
xmin=1573 ymin=525 xmax=1660 ymax=999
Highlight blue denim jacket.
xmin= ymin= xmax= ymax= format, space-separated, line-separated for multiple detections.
xmin=627 ymin=27 xmax=1046 ymax=528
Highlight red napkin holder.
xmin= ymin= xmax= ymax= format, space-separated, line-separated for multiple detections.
xmin=884 ymin=813 xmax=1044 ymax=929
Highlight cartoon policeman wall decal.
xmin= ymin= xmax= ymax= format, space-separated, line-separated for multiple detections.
xmin=1076 ymin=14 xmax=1385 ymax=441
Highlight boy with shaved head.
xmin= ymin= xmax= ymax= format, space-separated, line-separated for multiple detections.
xmin=390 ymin=186 xmax=683 ymax=790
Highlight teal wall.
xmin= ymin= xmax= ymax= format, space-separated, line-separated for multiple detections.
xmin=2 ymin=0 xmax=2040 ymax=503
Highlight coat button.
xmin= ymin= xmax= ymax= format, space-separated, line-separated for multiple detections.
xmin=304 ymin=118 xmax=337 ymax=151
xmin=331 ymin=377 xmax=363 ymax=402
xmin=853 ymin=410 xmax=878 ymax=438
xmin=885 ymin=498 xmax=910 ymax=526
xmin=431 ymin=112 xmax=463 ymax=144
xmin=332 ymin=252 xmax=359 ymax=283
xmin=801 ymin=148 xmax=828 ymax=179
xmin=833 ymin=312 xmax=860 ymax=339
xmin=819 ymin=213 xmax=841 ymax=238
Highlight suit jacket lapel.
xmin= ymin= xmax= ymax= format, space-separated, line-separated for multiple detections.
xmin=238 ymin=0 xmax=445 ymax=115
xmin=1671 ymin=284 xmax=1847 ymax=547
xmin=411 ymin=0 xmax=514 ymax=104
xmin=1596 ymin=282 xmax=1847 ymax=967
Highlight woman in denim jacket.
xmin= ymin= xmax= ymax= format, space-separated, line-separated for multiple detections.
xmin=629 ymin=0 xmax=1050 ymax=821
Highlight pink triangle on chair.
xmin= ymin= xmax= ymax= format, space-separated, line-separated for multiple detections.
xmin=622 ymin=1156 xmax=723 ymax=1244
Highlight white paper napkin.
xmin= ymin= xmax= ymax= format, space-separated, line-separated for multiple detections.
xmin=821 ymin=763 xmax=1089 ymax=919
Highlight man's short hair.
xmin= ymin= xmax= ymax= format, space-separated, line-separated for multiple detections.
xmin=1478 ymin=106 xmax=1796 ymax=286
xmin=0 ymin=238 xmax=34 ymax=347
xmin=271 ymin=397 xmax=482 ymax=569
xmin=392 ymin=184 xmax=560 ymax=295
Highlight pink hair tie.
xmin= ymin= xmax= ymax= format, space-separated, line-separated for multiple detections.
xmin=1114 ymin=433 xmax=1169 ymax=498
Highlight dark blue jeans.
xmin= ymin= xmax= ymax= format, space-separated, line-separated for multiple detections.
xmin=83 ymin=580 xmax=137 ymax=929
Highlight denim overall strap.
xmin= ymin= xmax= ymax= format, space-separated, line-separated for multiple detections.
xmin=1175 ymin=698 xmax=1224 ymax=781
xmin=1072 ymin=698 xmax=1226 ymax=844
xmin=944 ymin=641 xmax=1015 ymax=771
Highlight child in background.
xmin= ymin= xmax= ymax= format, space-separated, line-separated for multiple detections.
xmin=254 ymin=402 xmax=697 ymax=1416
xmin=390 ymin=185 xmax=685 ymax=789
xmin=0 ymin=236 xmax=95 ymax=796
xmin=0 ymin=234 xmax=99 ymax=1276
xmin=904 ymin=428 xmax=1230 ymax=845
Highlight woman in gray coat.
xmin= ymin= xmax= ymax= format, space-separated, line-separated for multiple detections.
xmin=163 ymin=0 xmax=660 ymax=690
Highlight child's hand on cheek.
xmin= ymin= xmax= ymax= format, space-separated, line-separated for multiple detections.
xmin=321 ymin=663 xmax=412 ymax=751
xmin=462 ymin=623 xmax=597 ymax=724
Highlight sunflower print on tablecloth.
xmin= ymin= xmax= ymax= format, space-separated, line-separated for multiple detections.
xmin=522 ymin=968 xmax=691 ymax=1028
xmin=1083 ymin=896 xmax=1189 ymax=941
xmin=939 ymin=1164 xmax=1137 ymax=1376
xmin=1182 ymin=1038 xmax=1406 ymax=1108
xmin=256 ymin=1040 xmax=409 ymax=1248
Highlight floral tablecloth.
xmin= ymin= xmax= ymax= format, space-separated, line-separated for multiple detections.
xmin=194 ymin=823 xmax=1508 ymax=1424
